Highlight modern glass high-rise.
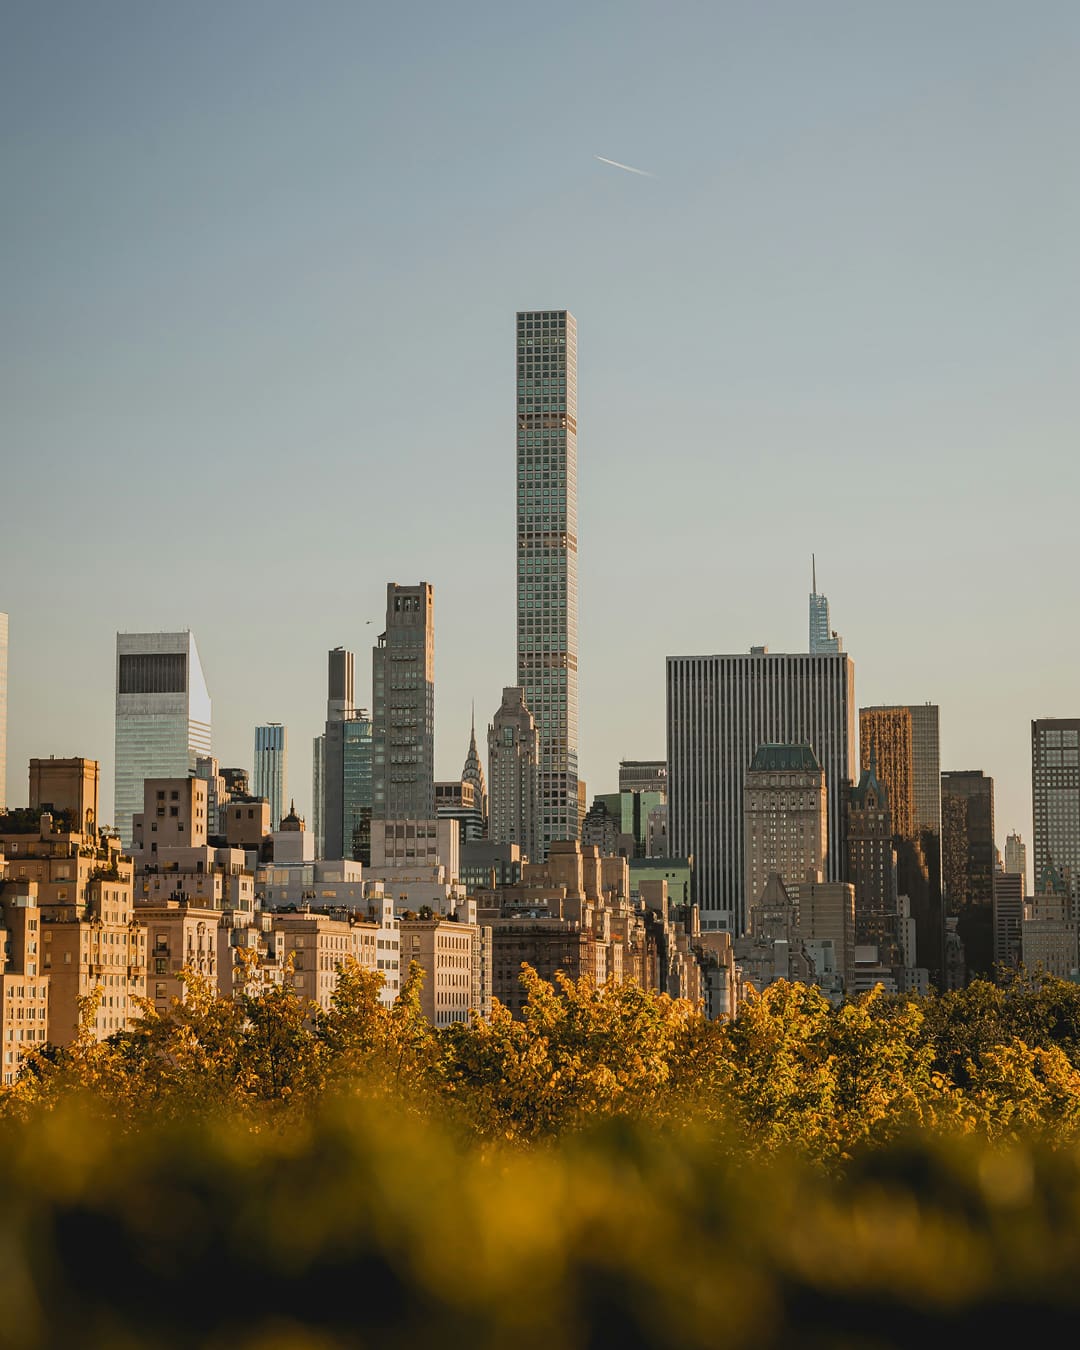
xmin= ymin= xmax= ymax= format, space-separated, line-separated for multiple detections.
xmin=318 ymin=647 xmax=372 ymax=861
xmin=941 ymin=769 xmax=996 ymax=978
xmin=516 ymin=309 xmax=578 ymax=857
xmin=253 ymin=724 xmax=288 ymax=829
xmin=372 ymin=584 xmax=434 ymax=821
xmin=0 ymin=611 xmax=7 ymax=812
xmin=1032 ymin=719 xmax=1080 ymax=914
xmin=342 ymin=716 xmax=373 ymax=863
xmin=114 ymin=631 xmax=212 ymax=846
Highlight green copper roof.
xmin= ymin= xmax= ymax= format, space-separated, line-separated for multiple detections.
xmin=749 ymin=743 xmax=822 ymax=773
xmin=850 ymin=765 xmax=889 ymax=810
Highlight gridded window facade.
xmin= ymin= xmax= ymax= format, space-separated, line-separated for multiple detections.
xmin=516 ymin=310 xmax=578 ymax=857
xmin=667 ymin=651 xmax=856 ymax=934
xmin=372 ymin=584 xmax=435 ymax=821
xmin=1033 ymin=719 xmax=1080 ymax=914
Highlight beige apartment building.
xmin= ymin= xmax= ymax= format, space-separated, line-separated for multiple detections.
xmin=139 ymin=901 xmax=221 ymax=1011
xmin=398 ymin=915 xmax=489 ymax=1027
xmin=477 ymin=841 xmax=655 ymax=1015
xmin=0 ymin=879 xmax=49 ymax=1085
xmin=271 ymin=912 xmax=378 ymax=1012
xmin=132 ymin=777 xmax=257 ymax=916
xmin=28 ymin=756 xmax=100 ymax=835
xmin=0 ymin=758 xmax=147 ymax=1044
xmin=789 ymin=879 xmax=857 ymax=994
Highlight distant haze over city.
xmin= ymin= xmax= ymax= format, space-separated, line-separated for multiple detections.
xmin=4 ymin=2 xmax=1078 ymax=868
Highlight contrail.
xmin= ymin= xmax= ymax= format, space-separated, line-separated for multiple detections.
xmin=594 ymin=154 xmax=654 ymax=178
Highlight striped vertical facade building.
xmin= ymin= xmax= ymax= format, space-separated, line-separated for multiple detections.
xmin=666 ymin=649 xmax=856 ymax=934
xmin=516 ymin=309 xmax=579 ymax=857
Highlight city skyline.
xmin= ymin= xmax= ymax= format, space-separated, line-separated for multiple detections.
xmin=4 ymin=4 xmax=1078 ymax=876
xmin=0 ymin=566 xmax=1063 ymax=888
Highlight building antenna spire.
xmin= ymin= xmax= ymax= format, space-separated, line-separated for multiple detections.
xmin=812 ymin=552 xmax=817 ymax=595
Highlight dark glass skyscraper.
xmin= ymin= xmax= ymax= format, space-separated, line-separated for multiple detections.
xmin=516 ymin=309 xmax=578 ymax=857
xmin=941 ymin=769 xmax=996 ymax=979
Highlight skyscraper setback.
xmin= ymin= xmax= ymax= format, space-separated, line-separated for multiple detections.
xmin=516 ymin=309 xmax=578 ymax=858
xmin=808 ymin=559 xmax=842 ymax=656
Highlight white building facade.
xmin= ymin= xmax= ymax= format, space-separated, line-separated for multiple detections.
xmin=114 ymin=631 xmax=212 ymax=846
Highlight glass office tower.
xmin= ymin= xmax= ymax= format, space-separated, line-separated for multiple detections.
xmin=342 ymin=715 xmax=373 ymax=863
xmin=516 ymin=309 xmax=579 ymax=857
xmin=253 ymin=723 xmax=288 ymax=829
xmin=114 ymin=631 xmax=212 ymax=846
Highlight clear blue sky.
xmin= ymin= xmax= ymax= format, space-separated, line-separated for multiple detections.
xmin=3 ymin=1 xmax=1077 ymax=868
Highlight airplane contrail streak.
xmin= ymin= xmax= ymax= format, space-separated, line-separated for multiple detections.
xmin=594 ymin=155 xmax=654 ymax=177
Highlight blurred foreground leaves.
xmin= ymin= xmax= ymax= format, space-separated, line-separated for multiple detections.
xmin=5 ymin=966 xmax=1080 ymax=1346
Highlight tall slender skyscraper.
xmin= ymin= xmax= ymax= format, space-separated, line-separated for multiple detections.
xmin=372 ymin=583 xmax=435 ymax=821
xmin=0 ymin=611 xmax=7 ymax=812
xmin=516 ymin=309 xmax=578 ymax=858
xmin=253 ymin=724 xmax=288 ymax=828
xmin=316 ymin=647 xmax=356 ymax=855
xmin=667 ymin=645 xmax=856 ymax=934
xmin=114 ymin=631 xmax=212 ymax=846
